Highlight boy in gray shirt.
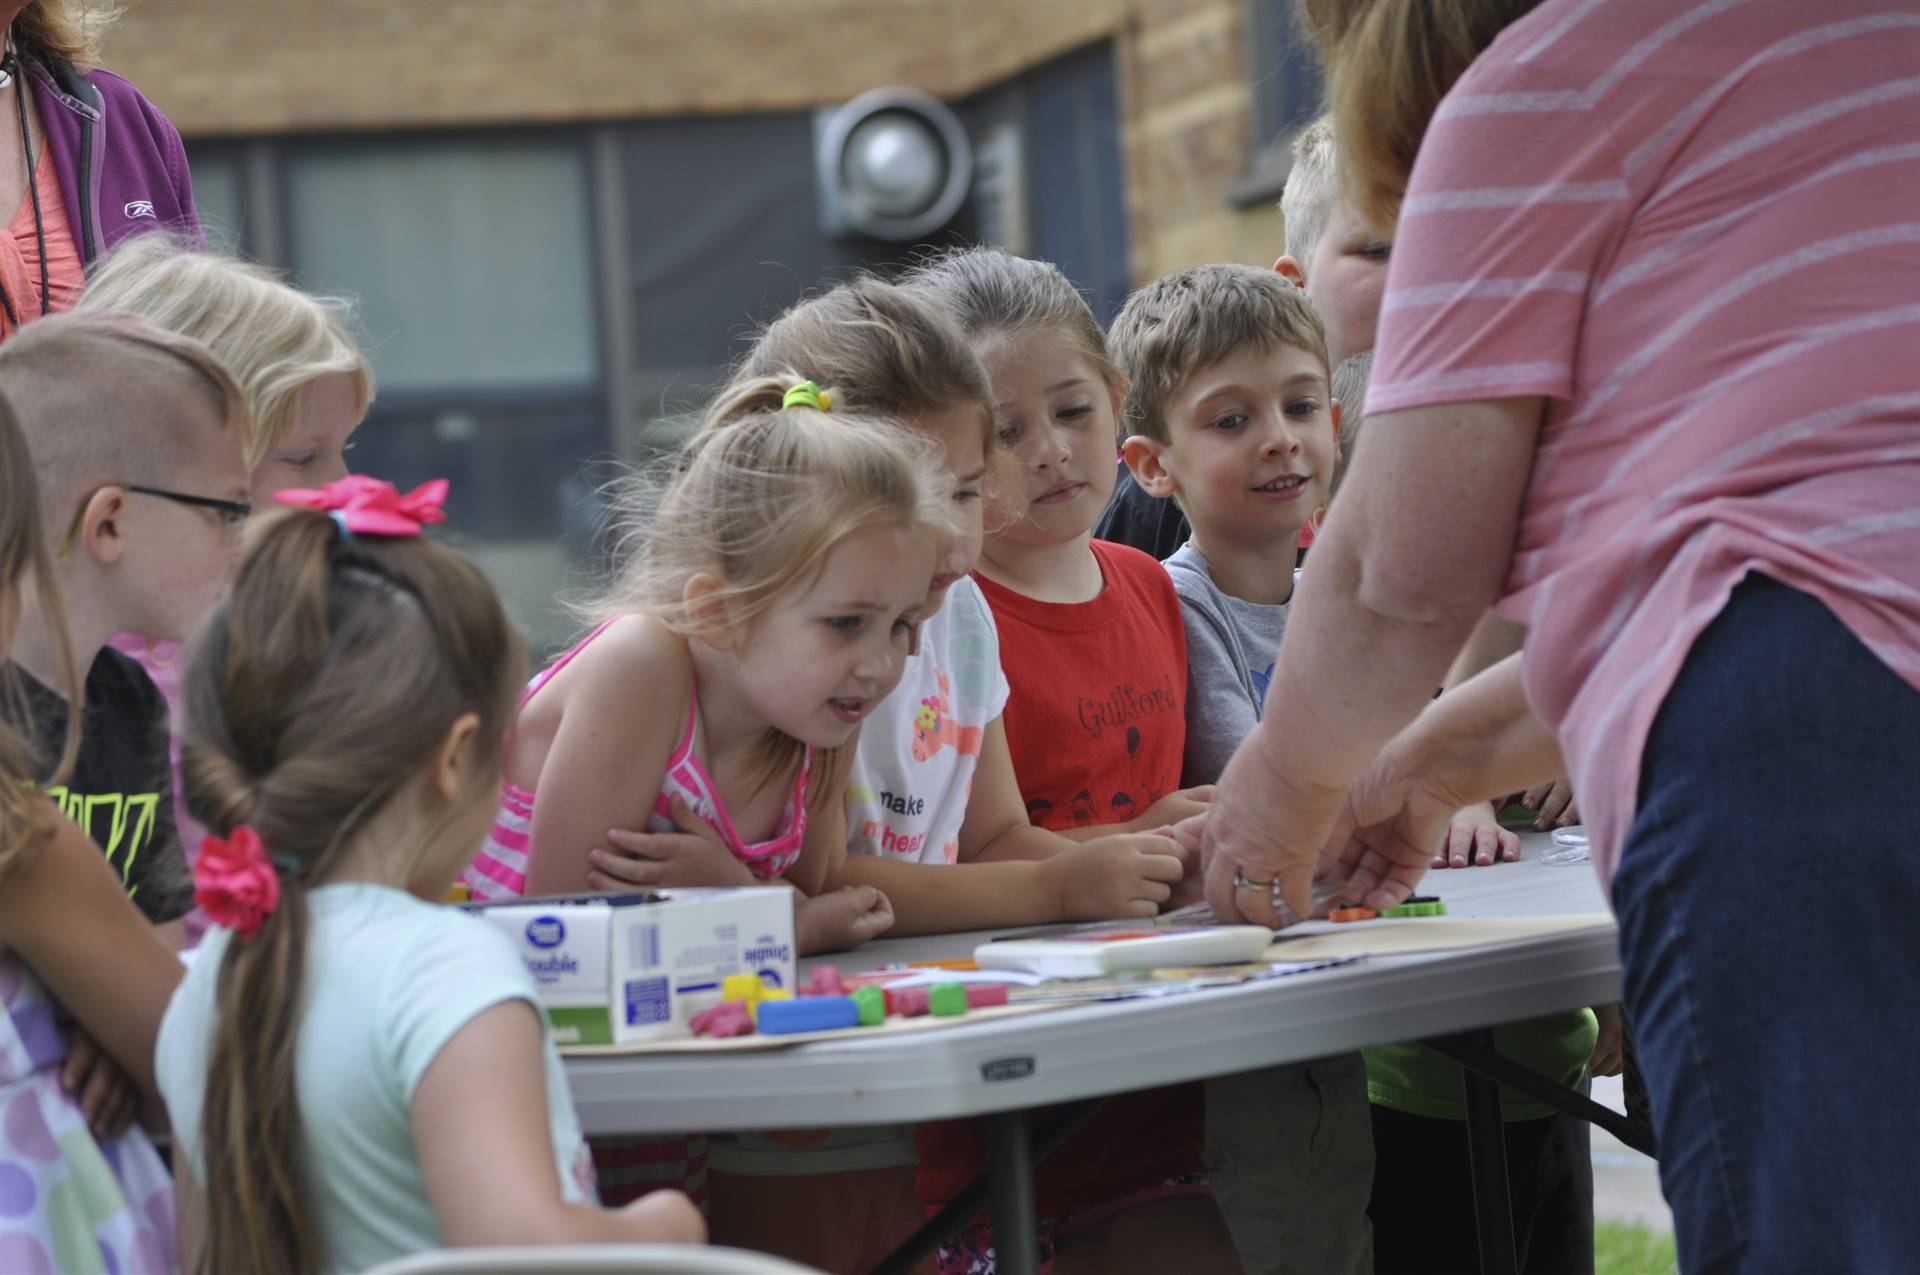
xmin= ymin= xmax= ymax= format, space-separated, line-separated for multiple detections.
xmin=1165 ymin=348 xmax=1372 ymax=784
xmin=1165 ymin=553 xmax=1304 ymax=786
xmin=1109 ymin=265 xmax=1340 ymax=788
xmin=1108 ymin=265 xmax=1367 ymax=1275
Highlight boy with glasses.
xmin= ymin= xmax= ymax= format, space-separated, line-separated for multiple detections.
xmin=0 ymin=310 xmax=247 ymax=926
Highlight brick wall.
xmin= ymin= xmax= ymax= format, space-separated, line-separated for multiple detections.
xmin=1118 ymin=0 xmax=1283 ymax=279
xmin=103 ymin=0 xmax=1129 ymax=133
xmin=105 ymin=0 xmax=1283 ymax=284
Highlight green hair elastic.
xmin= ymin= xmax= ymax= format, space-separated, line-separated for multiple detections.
xmin=783 ymin=380 xmax=833 ymax=412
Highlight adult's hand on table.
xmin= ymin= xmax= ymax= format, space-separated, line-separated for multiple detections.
xmin=1322 ymin=749 xmax=1480 ymax=911
xmin=1199 ymin=731 xmax=1346 ymax=927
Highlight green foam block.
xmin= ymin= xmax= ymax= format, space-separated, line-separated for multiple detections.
xmin=853 ymin=985 xmax=887 ymax=1027
xmin=928 ymin=982 xmax=969 ymax=1017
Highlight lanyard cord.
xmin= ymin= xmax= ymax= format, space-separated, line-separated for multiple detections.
xmin=0 ymin=49 xmax=50 ymax=332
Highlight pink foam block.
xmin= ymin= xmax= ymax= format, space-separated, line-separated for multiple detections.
xmin=803 ymin=966 xmax=845 ymax=998
xmin=965 ymin=985 xmax=1010 ymax=1009
xmin=884 ymin=987 xmax=931 ymax=1018
xmin=690 ymin=1002 xmax=755 ymax=1038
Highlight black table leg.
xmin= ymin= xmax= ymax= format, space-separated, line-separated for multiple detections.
xmin=985 ymin=1110 xmax=1040 ymax=1275
xmin=1460 ymin=1029 xmax=1520 ymax=1275
xmin=870 ymin=1101 xmax=1103 ymax=1275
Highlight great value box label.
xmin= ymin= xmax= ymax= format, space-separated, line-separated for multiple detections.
xmin=468 ymin=887 xmax=796 ymax=1044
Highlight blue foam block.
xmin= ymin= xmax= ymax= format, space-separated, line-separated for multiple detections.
xmin=756 ymin=995 xmax=861 ymax=1035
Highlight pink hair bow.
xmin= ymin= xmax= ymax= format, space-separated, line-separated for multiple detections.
xmin=194 ymin=825 xmax=282 ymax=941
xmin=276 ymin=475 xmax=449 ymax=538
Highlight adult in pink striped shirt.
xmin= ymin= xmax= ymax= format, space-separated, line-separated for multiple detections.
xmin=1198 ymin=0 xmax=1920 ymax=1268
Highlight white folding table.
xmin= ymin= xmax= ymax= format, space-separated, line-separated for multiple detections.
xmin=565 ymin=839 xmax=1636 ymax=1275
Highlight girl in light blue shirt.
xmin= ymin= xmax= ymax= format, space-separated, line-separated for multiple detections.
xmin=155 ymin=479 xmax=705 ymax=1274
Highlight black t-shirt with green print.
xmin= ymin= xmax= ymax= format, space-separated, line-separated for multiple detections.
xmin=8 ymin=648 xmax=191 ymax=923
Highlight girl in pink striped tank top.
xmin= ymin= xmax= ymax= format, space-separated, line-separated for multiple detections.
xmin=461 ymin=379 xmax=951 ymax=1211
xmin=462 ymin=376 xmax=953 ymax=942
xmin=470 ymin=618 xmax=812 ymax=898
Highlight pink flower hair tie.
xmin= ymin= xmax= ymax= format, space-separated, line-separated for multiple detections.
xmin=275 ymin=475 xmax=449 ymax=539
xmin=194 ymin=825 xmax=284 ymax=941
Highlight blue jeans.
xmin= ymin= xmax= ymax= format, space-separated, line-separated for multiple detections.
xmin=1612 ymin=576 xmax=1920 ymax=1273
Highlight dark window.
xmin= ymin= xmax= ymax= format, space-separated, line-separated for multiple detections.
xmin=1248 ymin=0 xmax=1323 ymax=148
xmin=1229 ymin=0 xmax=1324 ymax=207
xmin=281 ymin=132 xmax=606 ymax=652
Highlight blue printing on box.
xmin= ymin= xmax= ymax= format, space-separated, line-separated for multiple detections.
xmin=624 ymin=976 xmax=672 ymax=1026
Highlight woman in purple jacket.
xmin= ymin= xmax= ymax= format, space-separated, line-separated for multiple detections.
xmin=0 ymin=0 xmax=196 ymax=338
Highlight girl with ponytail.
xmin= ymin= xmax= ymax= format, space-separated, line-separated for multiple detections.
xmin=154 ymin=477 xmax=705 ymax=1274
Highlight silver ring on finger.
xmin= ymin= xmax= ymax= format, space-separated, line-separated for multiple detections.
xmin=1230 ymin=869 xmax=1299 ymax=929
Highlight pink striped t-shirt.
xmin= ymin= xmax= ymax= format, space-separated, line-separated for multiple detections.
xmin=1367 ymin=0 xmax=1920 ymax=883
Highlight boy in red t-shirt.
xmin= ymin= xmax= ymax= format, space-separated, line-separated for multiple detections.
xmin=905 ymin=247 xmax=1236 ymax=1275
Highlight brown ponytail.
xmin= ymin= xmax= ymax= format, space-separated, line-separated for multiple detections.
xmin=181 ymin=506 xmax=523 ymax=1275
xmin=1294 ymin=0 xmax=1544 ymax=231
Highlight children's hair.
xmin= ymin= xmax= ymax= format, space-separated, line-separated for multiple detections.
xmin=596 ymin=376 xmax=951 ymax=783
xmin=1328 ymin=348 xmax=1373 ymax=498
xmin=1106 ymin=264 xmax=1329 ymax=446
xmin=742 ymin=275 xmax=996 ymax=447
xmin=1296 ymin=0 xmax=1541 ymax=230
xmin=901 ymin=247 xmax=1124 ymax=395
xmin=740 ymin=275 xmax=1021 ymax=523
xmin=179 ymin=507 xmax=523 ymax=1275
xmin=0 ymin=310 xmax=244 ymax=535
xmin=13 ymin=0 xmax=122 ymax=70
xmin=1279 ymin=114 xmax=1338 ymax=268
xmin=0 ymin=392 xmax=78 ymax=875
xmin=78 ymin=235 xmax=374 ymax=472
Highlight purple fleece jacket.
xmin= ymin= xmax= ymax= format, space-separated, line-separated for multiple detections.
xmin=28 ymin=53 xmax=199 ymax=267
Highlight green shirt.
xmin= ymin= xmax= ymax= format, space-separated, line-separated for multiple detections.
xmin=1365 ymin=1009 xmax=1598 ymax=1121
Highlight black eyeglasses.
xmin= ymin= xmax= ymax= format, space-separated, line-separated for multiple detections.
xmin=59 ymin=482 xmax=256 ymax=557
xmin=125 ymin=484 xmax=253 ymax=525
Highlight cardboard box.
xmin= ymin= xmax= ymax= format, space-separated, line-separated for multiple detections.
xmin=467 ymin=888 xmax=795 ymax=1045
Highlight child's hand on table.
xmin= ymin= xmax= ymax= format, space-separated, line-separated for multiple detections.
xmin=1434 ymin=802 xmax=1521 ymax=869
xmin=796 ymin=887 xmax=895 ymax=955
xmin=1515 ymin=778 xmax=1579 ymax=831
xmin=61 ymin=1025 xmax=140 ymax=1138
xmin=589 ymin=795 xmax=754 ymax=890
xmin=1043 ymin=835 xmax=1188 ymax=920
xmin=1128 ymin=784 xmax=1215 ymax=833
xmin=1151 ymin=815 xmax=1210 ymax=910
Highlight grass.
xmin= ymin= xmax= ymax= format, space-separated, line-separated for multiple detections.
xmin=1595 ymin=1220 xmax=1678 ymax=1275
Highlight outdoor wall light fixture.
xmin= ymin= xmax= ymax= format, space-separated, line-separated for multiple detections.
xmin=815 ymin=87 xmax=974 ymax=242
